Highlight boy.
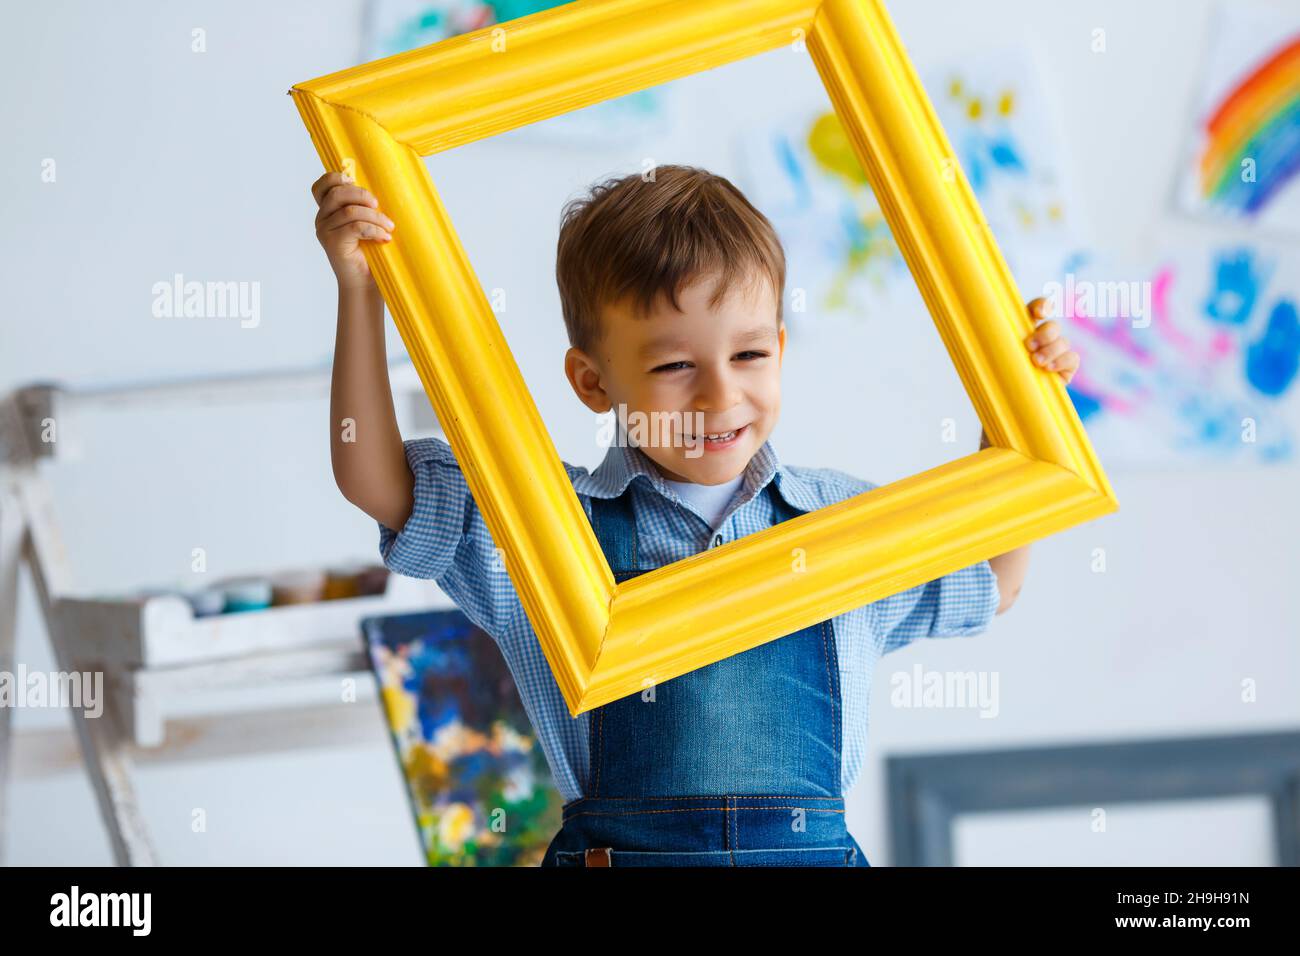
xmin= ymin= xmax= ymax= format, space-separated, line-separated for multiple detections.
xmin=312 ymin=164 xmax=1079 ymax=867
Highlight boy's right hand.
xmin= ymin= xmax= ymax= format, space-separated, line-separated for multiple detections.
xmin=311 ymin=172 xmax=395 ymax=290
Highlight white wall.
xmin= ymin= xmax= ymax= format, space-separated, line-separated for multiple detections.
xmin=2 ymin=0 xmax=1296 ymax=865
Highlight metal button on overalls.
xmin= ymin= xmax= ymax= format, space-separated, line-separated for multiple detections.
xmin=539 ymin=481 xmax=870 ymax=867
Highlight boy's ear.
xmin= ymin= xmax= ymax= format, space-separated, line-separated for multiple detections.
xmin=564 ymin=346 xmax=611 ymax=414
xmin=778 ymin=322 xmax=786 ymax=365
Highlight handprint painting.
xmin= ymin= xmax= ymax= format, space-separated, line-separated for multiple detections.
xmin=362 ymin=611 xmax=562 ymax=866
xmin=1040 ymin=243 xmax=1300 ymax=469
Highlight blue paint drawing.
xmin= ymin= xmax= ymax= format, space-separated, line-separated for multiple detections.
xmin=1204 ymin=249 xmax=1268 ymax=327
xmin=1246 ymin=299 xmax=1300 ymax=396
xmin=988 ymin=135 xmax=1026 ymax=172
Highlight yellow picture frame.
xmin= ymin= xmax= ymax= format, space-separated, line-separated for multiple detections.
xmin=291 ymin=0 xmax=1117 ymax=717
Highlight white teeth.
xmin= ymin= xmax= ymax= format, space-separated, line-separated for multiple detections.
xmin=688 ymin=425 xmax=743 ymax=441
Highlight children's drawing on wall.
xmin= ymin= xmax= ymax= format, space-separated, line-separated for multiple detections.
xmin=734 ymin=46 xmax=1107 ymax=454
xmin=361 ymin=0 xmax=675 ymax=146
xmin=1175 ymin=2 xmax=1300 ymax=238
xmin=1048 ymin=243 xmax=1299 ymax=467
xmin=735 ymin=103 xmax=920 ymax=322
xmin=731 ymin=105 xmax=901 ymax=323
xmin=735 ymin=47 xmax=1078 ymax=327
xmin=929 ymin=50 xmax=1078 ymax=294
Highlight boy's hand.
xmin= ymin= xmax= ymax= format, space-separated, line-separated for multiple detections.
xmin=311 ymin=171 xmax=395 ymax=291
xmin=980 ymin=298 xmax=1081 ymax=451
xmin=1023 ymin=297 xmax=1079 ymax=385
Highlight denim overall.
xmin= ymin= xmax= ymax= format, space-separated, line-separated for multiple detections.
xmin=540 ymin=480 xmax=869 ymax=867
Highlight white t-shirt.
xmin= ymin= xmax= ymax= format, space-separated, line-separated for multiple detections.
xmin=661 ymin=473 xmax=746 ymax=532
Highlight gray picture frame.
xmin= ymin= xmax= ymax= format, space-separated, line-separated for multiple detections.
xmin=887 ymin=731 xmax=1300 ymax=866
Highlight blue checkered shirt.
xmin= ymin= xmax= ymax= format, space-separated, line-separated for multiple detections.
xmin=378 ymin=435 xmax=1001 ymax=802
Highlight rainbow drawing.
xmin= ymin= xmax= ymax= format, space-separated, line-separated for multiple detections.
xmin=1197 ymin=34 xmax=1300 ymax=216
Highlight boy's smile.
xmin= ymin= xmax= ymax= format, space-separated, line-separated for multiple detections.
xmin=565 ymin=269 xmax=786 ymax=486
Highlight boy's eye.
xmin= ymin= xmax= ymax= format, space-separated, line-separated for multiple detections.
xmin=651 ymin=351 xmax=767 ymax=373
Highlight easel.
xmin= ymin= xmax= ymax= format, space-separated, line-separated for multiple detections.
xmin=0 ymin=360 xmax=446 ymax=865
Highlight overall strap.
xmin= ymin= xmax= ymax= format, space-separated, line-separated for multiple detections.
xmin=573 ymin=469 xmax=847 ymax=809
xmin=767 ymin=478 xmax=807 ymax=525
xmin=589 ymin=484 xmax=639 ymax=573
xmin=591 ymin=477 xmax=803 ymax=574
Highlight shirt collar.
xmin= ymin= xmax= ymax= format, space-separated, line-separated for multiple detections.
xmin=572 ymin=436 xmax=824 ymax=516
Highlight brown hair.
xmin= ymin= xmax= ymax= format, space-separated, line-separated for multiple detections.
xmin=555 ymin=164 xmax=786 ymax=356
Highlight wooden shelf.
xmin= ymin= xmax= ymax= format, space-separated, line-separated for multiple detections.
xmin=55 ymin=585 xmax=446 ymax=668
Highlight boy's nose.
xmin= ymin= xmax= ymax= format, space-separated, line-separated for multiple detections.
xmin=693 ymin=366 xmax=742 ymax=410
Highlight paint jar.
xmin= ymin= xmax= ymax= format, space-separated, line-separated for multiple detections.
xmin=186 ymin=588 xmax=227 ymax=617
xmin=219 ymin=578 xmax=273 ymax=613
xmin=355 ymin=564 xmax=390 ymax=596
xmin=270 ymin=569 xmax=327 ymax=606
xmin=323 ymin=565 xmax=365 ymax=600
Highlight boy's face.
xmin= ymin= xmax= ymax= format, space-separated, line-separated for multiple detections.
xmin=565 ymin=270 xmax=786 ymax=485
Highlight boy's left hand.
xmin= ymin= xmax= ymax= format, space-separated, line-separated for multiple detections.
xmin=1023 ymin=297 xmax=1079 ymax=385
